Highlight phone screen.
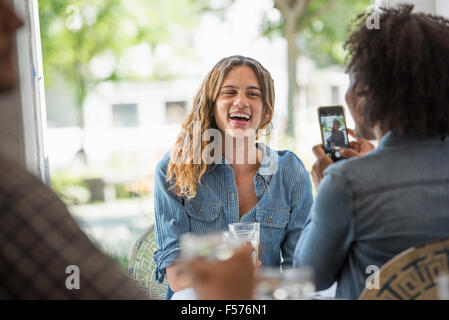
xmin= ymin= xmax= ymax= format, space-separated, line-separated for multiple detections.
xmin=318 ymin=106 xmax=349 ymax=160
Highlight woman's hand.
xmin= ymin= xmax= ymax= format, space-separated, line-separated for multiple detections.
xmin=187 ymin=244 xmax=256 ymax=300
xmin=311 ymin=128 xmax=376 ymax=190
xmin=311 ymin=144 xmax=334 ymax=190
xmin=340 ymin=128 xmax=375 ymax=158
xmin=166 ymin=263 xmax=192 ymax=292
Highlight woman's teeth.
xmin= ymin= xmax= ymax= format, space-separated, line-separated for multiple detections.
xmin=229 ymin=112 xmax=250 ymax=120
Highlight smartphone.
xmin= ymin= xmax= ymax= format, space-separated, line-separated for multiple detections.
xmin=317 ymin=105 xmax=350 ymax=162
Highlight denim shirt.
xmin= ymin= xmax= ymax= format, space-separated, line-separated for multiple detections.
xmin=293 ymin=131 xmax=449 ymax=299
xmin=153 ymin=143 xmax=313 ymax=283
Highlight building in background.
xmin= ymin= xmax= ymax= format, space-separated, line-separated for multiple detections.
xmin=41 ymin=0 xmax=355 ymax=265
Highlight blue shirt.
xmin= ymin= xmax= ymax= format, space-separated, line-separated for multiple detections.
xmin=153 ymin=143 xmax=313 ymax=283
xmin=293 ymin=131 xmax=449 ymax=299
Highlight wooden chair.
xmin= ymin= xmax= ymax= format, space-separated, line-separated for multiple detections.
xmin=359 ymin=237 xmax=449 ymax=300
xmin=128 ymin=224 xmax=168 ymax=300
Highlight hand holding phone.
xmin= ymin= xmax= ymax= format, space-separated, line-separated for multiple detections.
xmin=312 ymin=114 xmax=376 ymax=189
xmin=311 ymin=145 xmax=335 ymax=189
xmin=339 ymin=128 xmax=376 ymax=158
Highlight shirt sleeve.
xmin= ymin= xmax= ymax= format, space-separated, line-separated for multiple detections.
xmin=281 ymin=164 xmax=313 ymax=267
xmin=153 ymin=160 xmax=190 ymax=283
xmin=0 ymin=156 xmax=148 ymax=300
xmin=293 ymin=167 xmax=354 ymax=291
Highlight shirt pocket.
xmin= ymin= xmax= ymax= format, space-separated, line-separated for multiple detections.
xmin=256 ymin=207 xmax=291 ymax=251
xmin=185 ymin=199 xmax=222 ymax=233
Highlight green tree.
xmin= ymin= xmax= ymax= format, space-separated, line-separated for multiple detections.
xmin=38 ymin=0 xmax=216 ymax=127
xmin=261 ymin=0 xmax=371 ymax=138
xmin=321 ymin=120 xmax=327 ymax=131
xmin=338 ymin=116 xmax=345 ymax=128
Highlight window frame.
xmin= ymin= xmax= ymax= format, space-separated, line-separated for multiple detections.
xmin=13 ymin=0 xmax=49 ymax=185
xmin=112 ymin=103 xmax=140 ymax=128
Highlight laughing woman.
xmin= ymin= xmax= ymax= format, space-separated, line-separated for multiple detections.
xmin=153 ymin=55 xmax=313 ymax=298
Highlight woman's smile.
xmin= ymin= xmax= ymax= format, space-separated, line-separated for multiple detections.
xmin=228 ymin=111 xmax=252 ymax=127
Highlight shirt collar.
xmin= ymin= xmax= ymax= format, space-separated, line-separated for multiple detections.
xmin=204 ymin=142 xmax=277 ymax=184
xmin=377 ymin=130 xmax=447 ymax=149
xmin=254 ymin=142 xmax=277 ymax=184
xmin=377 ymin=131 xmax=394 ymax=149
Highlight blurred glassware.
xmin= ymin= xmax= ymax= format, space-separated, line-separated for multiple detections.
xmin=256 ymin=266 xmax=315 ymax=300
xmin=228 ymin=222 xmax=260 ymax=265
xmin=228 ymin=221 xmax=260 ymax=234
xmin=438 ymin=273 xmax=449 ymax=300
xmin=180 ymin=232 xmax=244 ymax=262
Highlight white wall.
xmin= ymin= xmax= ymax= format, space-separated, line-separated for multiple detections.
xmin=374 ymin=0 xmax=449 ymax=23
xmin=436 ymin=0 xmax=449 ymax=18
xmin=376 ymin=0 xmax=436 ymax=14
xmin=375 ymin=0 xmax=449 ymax=17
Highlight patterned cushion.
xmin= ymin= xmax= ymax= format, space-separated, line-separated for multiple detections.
xmin=360 ymin=237 xmax=449 ymax=300
xmin=128 ymin=224 xmax=168 ymax=300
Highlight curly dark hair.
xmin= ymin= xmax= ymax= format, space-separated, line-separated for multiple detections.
xmin=344 ymin=5 xmax=449 ymax=139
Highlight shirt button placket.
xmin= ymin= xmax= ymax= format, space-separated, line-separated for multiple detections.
xmin=255 ymin=175 xmax=264 ymax=199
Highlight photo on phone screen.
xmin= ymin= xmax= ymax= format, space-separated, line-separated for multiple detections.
xmin=318 ymin=106 xmax=349 ymax=161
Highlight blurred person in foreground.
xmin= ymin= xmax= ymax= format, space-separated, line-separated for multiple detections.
xmin=293 ymin=5 xmax=449 ymax=299
xmin=0 ymin=0 xmax=255 ymax=300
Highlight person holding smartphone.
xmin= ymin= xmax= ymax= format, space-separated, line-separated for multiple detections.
xmin=312 ymin=128 xmax=374 ymax=186
xmin=293 ymin=5 xmax=449 ymax=300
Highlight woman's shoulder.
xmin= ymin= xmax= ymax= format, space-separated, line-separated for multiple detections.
xmin=262 ymin=145 xmax=309 ymax=181
xmin=270 ymin=147 xmax=306 ymax=170
xmin=155 ymin=151 xmax=172 ymax=176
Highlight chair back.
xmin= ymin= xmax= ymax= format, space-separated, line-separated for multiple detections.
xmin=359 ymin=237 xmax=449 ymax=300
xmin=128 ymin=224 xmax=168 ymax=300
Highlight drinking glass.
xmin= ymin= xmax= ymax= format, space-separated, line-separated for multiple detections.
xmin=256 ymin=267 xmax=315 ymax=300
xmin=438 ymin=273 xmax=449 ymax=300
xmin=180 ymin=232 xmax=244 ymax=261
xmin=228 ymin=222 xmax=260 ymax=265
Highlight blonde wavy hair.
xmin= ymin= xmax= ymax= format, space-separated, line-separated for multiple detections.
xmin=167 ymin=55 xmax=275 ymax=199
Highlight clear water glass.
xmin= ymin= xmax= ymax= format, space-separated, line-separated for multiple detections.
xmin=438 ymin=273 xmax=449 ymax=300
xmin=228 ymin=222 xmax=260 ymax=264
xmin=256 ymin=267 xmax=315 ymax=300
xmin=180 ymin=232 xmax=244 ymax=261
